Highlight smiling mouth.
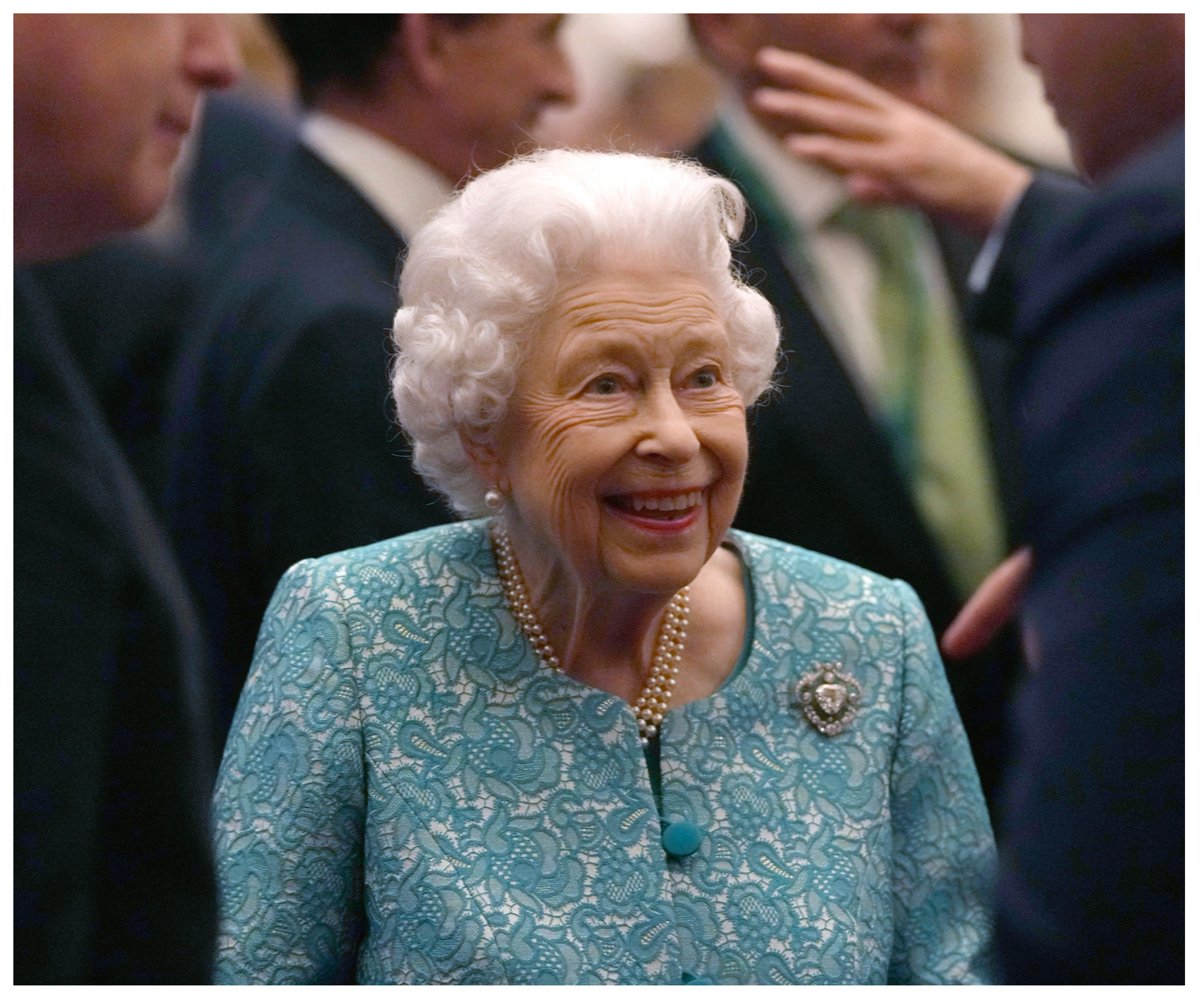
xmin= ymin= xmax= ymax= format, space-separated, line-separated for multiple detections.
xmin=606 ymin=489 xmax=704 ymax=521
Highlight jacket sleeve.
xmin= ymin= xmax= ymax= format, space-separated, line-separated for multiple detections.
xmin=969 ymin=170 xmax=1093 ymax=344
xmin=885 ymin=580 xmax=996 ymax=984
xmin=212 ymin=559 xmax=366 ymax=984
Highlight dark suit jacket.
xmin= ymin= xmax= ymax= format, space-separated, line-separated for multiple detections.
xmin=14 ymin=269 xmax=216 ymax=983
xmin=966 ymin=168 xmax=1093 ymax=345
xmin=692 ymin=128 xmax=1023 ymax=811
xmin=987 ymin=126 xmax=1183 ymax=984
xmin=165 ymin=147 xmax=449 ymax=740
xmin=30 ymin=237 xmax=200 ymax=497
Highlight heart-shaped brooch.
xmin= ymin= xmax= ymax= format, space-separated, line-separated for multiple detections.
xmin=794 ymin=662 xmax=862 ymax=736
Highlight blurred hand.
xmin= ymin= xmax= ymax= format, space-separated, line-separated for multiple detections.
xmin=941 ymin=547 xmax=1032 ymax=660
xmin=751 ymin=46 xmax=1032 ymax=236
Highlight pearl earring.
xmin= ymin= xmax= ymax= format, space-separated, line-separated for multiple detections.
xmin=484 ymin=488 xmax=505 ymax=512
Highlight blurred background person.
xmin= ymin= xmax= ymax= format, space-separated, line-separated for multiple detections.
xmin=147 ymin=13 xmax=301 ymax=260
xmin=535 ymin=13 xmax=1068 ymax=167
xmin=535 ymin=13 xmax=720 ymax=155
xmin=684 ymin=13 xmax=1024 ymax=820
xmin=989 ymin=14 xmax=1183 ymax=983
xmin=163 ymin=14 xmax=577 ymax=743
xmin=919 ymin=13 xmax=1070 ymax=168
xmin=25 ymin=14 xmax=302 ymax=508
xmin=13 ymin=14 xmax=238 ymax=983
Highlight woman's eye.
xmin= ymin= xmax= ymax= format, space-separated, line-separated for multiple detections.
xmin=587 ymin=374 xmax=621 ymax=395
xmin=689 ymin=367 xmax=719 ymax=389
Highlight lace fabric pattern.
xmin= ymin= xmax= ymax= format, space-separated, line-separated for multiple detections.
xmin=213 ymin=520 xmax=995 ymax=984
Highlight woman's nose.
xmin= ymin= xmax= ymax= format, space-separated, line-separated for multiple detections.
xmin=634 ymin=389 xmax=700 ymax=463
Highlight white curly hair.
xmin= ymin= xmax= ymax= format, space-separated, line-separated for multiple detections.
xmin=391 ymin=148 xmax=780 ymax=517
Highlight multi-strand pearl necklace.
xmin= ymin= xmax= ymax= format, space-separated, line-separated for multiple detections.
xmin=490 ymin=523 xmax=689 ymax=747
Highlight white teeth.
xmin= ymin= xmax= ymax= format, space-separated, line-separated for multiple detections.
xmin=629 ymin=490 xmax=701 ymax=512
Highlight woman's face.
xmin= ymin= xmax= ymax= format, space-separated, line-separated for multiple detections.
xmin=485 ymin=270 xmax=748 ymax=597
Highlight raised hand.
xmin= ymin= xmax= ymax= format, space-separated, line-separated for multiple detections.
xmin=751 ymin=46 xmax=1031 ymax=235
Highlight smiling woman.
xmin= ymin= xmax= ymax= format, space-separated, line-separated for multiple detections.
xmin=211 ymin=149 xmax=996 ymax=984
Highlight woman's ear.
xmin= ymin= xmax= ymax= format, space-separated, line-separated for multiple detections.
xmin=458 ymin=427 xmax=509 ymax=492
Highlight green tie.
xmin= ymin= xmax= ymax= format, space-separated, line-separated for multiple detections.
xmin=828 ymin=201 xmax=1006 ymax=599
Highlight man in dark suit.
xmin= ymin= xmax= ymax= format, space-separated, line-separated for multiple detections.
xmin=687 ymin=14 xmax=1023 ymax=814
xmin=984 ymin=14 xmax=1183 ymax=983
xmin=166 ymin=15 xmax=576 ymax=739
xmin=14 ymin=15 xmax=238 ymax=983
xmin=26 ymin=85 xmax=301 ymax=503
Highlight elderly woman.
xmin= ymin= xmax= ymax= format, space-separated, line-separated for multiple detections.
xmin=212 ymin=149 xmax=994 ymax=984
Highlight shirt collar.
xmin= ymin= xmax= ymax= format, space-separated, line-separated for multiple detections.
xmin=718 ymin=95 xmax=847 ymax=232
xmin=300 ymin=111 xmax=454 ymax=242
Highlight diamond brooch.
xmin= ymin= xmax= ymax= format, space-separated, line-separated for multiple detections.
xmin=794 ymin=662 xmax=862 ymax=736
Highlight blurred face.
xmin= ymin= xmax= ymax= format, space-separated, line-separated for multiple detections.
xmin=755 ymin=13 xmax=934 ymax=106
xmin=1020 ymin=14 xmax=1184 ymax=181
xmin=486 ymin=271 xmax=748 ymax=598
xmin=440 ymin=14 xmax=576 ymax=174
xmin=13 ymin=14 xmax=238 ymax=261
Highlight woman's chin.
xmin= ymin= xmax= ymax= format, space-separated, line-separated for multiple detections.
xmin=600 ymin=543 xmax=714 ymax=595
xmin=596 ymin=501 xmax=729 ymax=590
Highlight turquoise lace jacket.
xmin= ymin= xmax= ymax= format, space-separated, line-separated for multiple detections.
xmin=213 ymin=520 xmax=995 ymax=984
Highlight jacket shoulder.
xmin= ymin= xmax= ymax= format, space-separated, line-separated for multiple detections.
xmin=728 ymin=529 xmax=921 ymax=615
xmin=281 ymin=521 xmax=488 ymax=589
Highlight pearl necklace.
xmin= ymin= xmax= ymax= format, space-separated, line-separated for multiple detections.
xmin=490 ymin=523 xmax=689 ymax=747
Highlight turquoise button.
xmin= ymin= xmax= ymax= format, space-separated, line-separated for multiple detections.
xmin=662 ymin=818 xmax=704 ymax=857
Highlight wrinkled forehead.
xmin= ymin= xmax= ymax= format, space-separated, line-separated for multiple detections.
xmin=532 ymin=271 xmax=726 ymax=362
xmin=551 ymin=272 xmax=720 ymax=324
